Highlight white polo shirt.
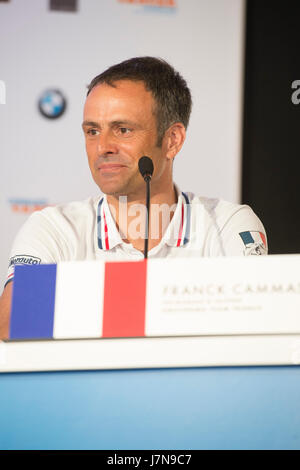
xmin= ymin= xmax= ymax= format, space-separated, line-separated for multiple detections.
xmin=5 ymin=187 xmax=267 ymax=287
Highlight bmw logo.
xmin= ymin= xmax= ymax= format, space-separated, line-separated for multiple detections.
xmin=38 ymin=89 xmax=67 ymax=119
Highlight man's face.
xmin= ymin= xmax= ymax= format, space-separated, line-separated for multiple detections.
xmin=82 ymin=79 xmax=169 ymax=199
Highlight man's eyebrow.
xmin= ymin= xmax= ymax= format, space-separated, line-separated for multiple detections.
xmin=82 ymin=119 xmax=141 ymax=129
xmin=82 ymin=120 xmax=99 ymax=128
xmin=108 ymin=119 xmax=140 ymax=128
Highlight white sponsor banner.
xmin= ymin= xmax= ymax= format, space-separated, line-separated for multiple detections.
xmin=145 ymin=255 xmax=300 ymax=336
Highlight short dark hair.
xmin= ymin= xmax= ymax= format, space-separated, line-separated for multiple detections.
xmin=87 ymin=56 xmax=192 ymax=146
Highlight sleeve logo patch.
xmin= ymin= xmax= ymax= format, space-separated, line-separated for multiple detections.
xmin=239 ymin=231 xmax=267 ymax=256
xmin=9 ymin=255 xmax=42 ymax=268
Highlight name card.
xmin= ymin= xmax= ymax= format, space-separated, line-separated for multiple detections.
xmin=146 ymin=255 xmax=300 ymax=336
xmin=9 ymin=255 xmax=300 ymax=340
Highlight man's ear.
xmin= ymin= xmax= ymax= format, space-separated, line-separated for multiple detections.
xmin=163 ymin=123 xmax=186 ymax=161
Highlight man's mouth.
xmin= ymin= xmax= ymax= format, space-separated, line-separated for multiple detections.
xmin=98 ymin=164 xmax=127 ymax=172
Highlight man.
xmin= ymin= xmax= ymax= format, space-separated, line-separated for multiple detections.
xmin=0 ymin=57 xmax=267 ymax=338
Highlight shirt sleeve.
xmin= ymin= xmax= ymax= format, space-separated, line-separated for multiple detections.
xmin=5 ymin=209 xmax=66 ymax=287
xmin=209 ymin=204 xmax=268 ymax=257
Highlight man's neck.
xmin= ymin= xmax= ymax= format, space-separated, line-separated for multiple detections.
xmin=107 ymin=182 xmax=178 ymax=252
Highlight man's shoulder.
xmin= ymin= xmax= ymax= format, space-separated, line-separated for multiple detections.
xmin=183 ymin=191 xmax=267 ymax=255
xmin=186 ymin=192 xmax=251 ymax=219
xmin=33 ymin=196 xmax=100 ymax=223
xmin=17 ymin=196 xmax=101 ymax=243
xmin=185 ymin=191 xmax=265 ymax=235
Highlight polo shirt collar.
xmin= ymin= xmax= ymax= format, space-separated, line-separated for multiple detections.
xmin=163 ymin=187 xmax=191 ymax=247
xmin=96 ymin=185 xmax=191 ymax=251
xmin=97 ymin=196 xmax=123 ymax=250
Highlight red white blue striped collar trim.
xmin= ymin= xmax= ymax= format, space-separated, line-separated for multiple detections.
xmin=175 ymin=191 xmax=191 ymax=247
xmin=97 ymin=190 xmax=191 ymax=251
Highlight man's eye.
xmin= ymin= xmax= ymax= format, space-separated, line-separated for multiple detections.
xmin=119 ymin=127 xmax=132 ymax=135
xmin=87 ymin=129 xmax=99 ymax=136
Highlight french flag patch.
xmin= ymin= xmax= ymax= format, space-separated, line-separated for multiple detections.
xmin=239 ymin=231 xmax=267 ymax=255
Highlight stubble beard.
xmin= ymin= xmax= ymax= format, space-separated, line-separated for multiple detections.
xmin=95 ymin=170 xmax=144 ymax=201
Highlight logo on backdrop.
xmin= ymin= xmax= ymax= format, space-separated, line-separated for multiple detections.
xmin=0 ymin=80 xmax=6 ymax=104
xmin=118 ymin=0 xmax=176 ymax=9
xmin=8 ymin=198 xmax=50 ymax=214
xmin=38 ymin=89 xmax=67 ymax=119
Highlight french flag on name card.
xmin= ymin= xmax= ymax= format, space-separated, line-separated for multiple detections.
xmin=10 ymin=257 xmax=300 ymax=340
xmin=9 ymin=261 xmax=147 ymax=340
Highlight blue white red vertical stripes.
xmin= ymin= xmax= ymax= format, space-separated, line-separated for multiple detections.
xmin=9 ymin=261 xmax=148 ymax=340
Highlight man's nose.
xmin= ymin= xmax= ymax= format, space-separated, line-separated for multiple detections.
xmin=97 ymin=130 xmax=118 ymax=155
